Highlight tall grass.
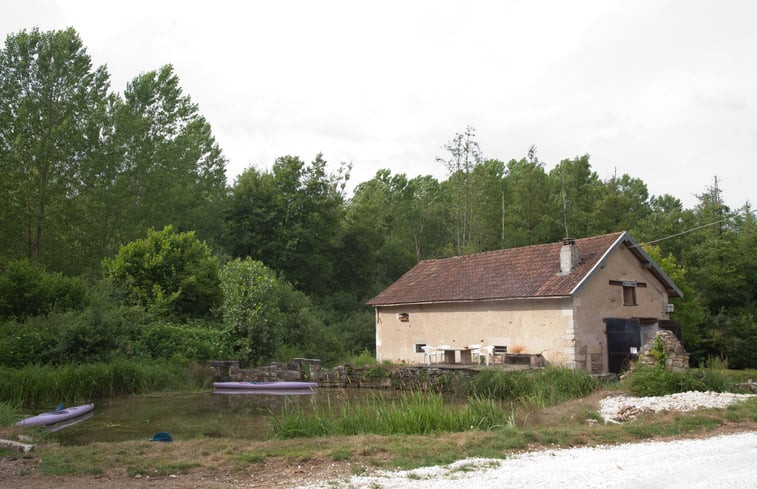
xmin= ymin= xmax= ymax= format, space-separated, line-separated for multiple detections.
xmin=468 ymin=367 xmax=597 ymax=407
xmin=622 ymin=362 xmax=732 ymax=397
xmin=270 ymin=391 xmax=509 ymax=438
xmin=0 ymin=359 xmax=211 ymax=408
xmin=0 ymin=400 xmax=20 ymax=426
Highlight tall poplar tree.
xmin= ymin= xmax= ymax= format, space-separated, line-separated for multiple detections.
xmin=0 ymin=28 xmax=111 ymax=270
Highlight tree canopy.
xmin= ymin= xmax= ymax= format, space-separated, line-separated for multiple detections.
xmin=0 ymin=27 xmax=754 ymax=368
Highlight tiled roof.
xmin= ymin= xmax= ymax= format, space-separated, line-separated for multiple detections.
xmin=367 ymin=232 xmax=626 ymax=306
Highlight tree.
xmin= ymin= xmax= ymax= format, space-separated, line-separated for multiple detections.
xmin=502 ymin=150 xmax=554 ymax=246
xmin=548 ymin=155 xmax=603 ymax=239
xmin=110 ymin=64 xmax=228 ymax=246
xmin=102 ymin=225 xmax=222 ymax=320
xmin=593 ymin=172 xmax=651 ymax=234
xmin=0 ymin=28 xmax=112 ymax=270
xmin=437 ymin=126 xmax=482 ymax=254
xmin=220 ymin=258 xmax=285 ymax=366
xmin=225 ymin=154 xmax=348 ymax=296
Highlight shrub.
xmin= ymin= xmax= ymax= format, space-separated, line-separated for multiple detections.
xmin=622 ymin=364 xmax=732 ymax=396
xmin=130 ymin=321 xmax=229 ymax=361
xmin=0 ymin=259 xmax=85 ymax=320
xmin=103 ymin=226 xmax=221 ymax=320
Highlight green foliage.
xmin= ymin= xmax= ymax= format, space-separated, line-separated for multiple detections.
xmin=270 ymin=391 xmax=509 ymax=439
xmin=648 ymin=336 xmax=668 ymax=367
xmin=469 ymin=367 xmax=597 ymax=407
xmin=0 ymin=359 xmax=204 ymax=407
xmin=345 ymin=349 xmax=380 ymax=367
xmin=220 ymin=258 xmax=285 ymax=366
xmin=0 ymin=27 xmax=112 ymax=271
xmin=621 ymin=364 xmax=733 ymax=396
xmin=0 ymin=400 xmax=20 ymax=426
xmin=225 ymin=154 xmax=348 ymax=297
xmin=0 ymin=260 xmax=86 ymax=320
xmin=103 ymin=226 xmax=221 ymax=320
xmin=130 ymin=321 xmax=229 ymax=362
xmin=111 ymin=64 xmax=228 ymax=248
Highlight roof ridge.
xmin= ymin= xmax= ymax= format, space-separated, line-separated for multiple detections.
xmin=417 ymin=231 xmax=626 ymax=264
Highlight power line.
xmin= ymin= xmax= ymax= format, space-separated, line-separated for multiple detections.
xmin=632 ymin=215 xmax=736 ymax=248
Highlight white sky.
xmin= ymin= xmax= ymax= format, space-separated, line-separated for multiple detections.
xmin=3 ymin=0 xmax=756 ymax=209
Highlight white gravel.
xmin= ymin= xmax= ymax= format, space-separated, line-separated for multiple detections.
xmin=600 ymin=391 xmax=756 ymax=423
xmin=297 ymin=392 xmax=757 ymax=489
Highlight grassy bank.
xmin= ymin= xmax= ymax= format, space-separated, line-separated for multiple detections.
xmin=0 ymin=359 xmax=213 ymax=407
xmin=6 ymin=395 xmax=755 ymax=481
xmin=271 ymin=392 xmax=511 ymax=438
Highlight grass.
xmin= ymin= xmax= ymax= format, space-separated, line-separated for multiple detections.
xmin=621 ymin=362 xmax=753 ymax=397
xmin=467 ymin=367 xmax=597 ymax=407
xmin=0 ymin=400 xmax=20 ymax=426
xmin=7 ymin=396 xmax=753 ymax=479
xmin=0 ymin=360 xmax=214 ymax=407
xmin=270 ymin=391 xmax=511 ymax=438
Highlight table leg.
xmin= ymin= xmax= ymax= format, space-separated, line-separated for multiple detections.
xmin=444 ymin=350 xmax=456 ymax=364
xmin=460 ymin=349 xmax=472 ymax=364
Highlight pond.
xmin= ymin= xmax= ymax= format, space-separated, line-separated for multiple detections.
xmin=54 ymin=388 xmax=415 ymax=445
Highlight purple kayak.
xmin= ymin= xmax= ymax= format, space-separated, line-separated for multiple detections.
xmin=16 ymin=403 xmax=94 ymax=427
xmin=212 ymin=381 xmax=317 ymax=390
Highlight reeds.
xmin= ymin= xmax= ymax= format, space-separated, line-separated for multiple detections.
xmin=0 ymin=359 xmax=207 ymax=407
xmin=468 ymin=367 xmax=597 ymax=407
xmin=270 ymin=391 xmax=509 ymax=438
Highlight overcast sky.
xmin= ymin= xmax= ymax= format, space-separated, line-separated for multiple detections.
xmin=3 ymin=0 xmax=755 ymax=209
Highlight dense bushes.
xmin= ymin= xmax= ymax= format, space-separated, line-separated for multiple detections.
xmin=0 ymin=259 xmax=86 ymax=320
xmin=0 ymin=307 xmax=228 ymax=368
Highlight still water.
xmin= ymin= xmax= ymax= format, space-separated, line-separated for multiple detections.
xmin=54 ymin=388 xmax=406 ymax=445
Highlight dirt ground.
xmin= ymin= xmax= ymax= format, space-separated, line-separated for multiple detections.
xmin=0 ymin=454 xmax=354 ymax=488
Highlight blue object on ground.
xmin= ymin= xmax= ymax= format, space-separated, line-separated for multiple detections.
xmin=149 ymin=431 xmax=173 ymax=442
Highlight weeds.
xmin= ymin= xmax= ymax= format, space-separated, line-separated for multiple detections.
xmin=270 ymin=391 xmax=510 ymax=438
xmin=468 ymin=367 xmax=596 ymax=407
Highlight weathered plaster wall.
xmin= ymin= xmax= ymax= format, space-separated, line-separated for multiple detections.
xmin=375 ymin=244 xmax=673 ymax=374
xmin=375 ymin=298 xmax=573 ymax=366
xmin=572 ymin=244 xmax=672 ymax=373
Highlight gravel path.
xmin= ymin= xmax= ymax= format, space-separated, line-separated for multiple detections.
xmin=298 ymin=392 xmax=756 ymax=489
xmin=299 ymin=432 xmax=757 ymax=489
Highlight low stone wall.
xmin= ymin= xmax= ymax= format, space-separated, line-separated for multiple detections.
xmin=316 ymin=365 xmax=478 ymax=391
xmin=209 ymin=358 xmax=322 ymax=382
xmin=639 ymin=329 xmax=690 ymax=371
xmin=209 ymin=360 xmax=479 ymax=392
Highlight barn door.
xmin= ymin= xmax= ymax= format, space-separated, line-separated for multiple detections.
xmin=605 ymin=318 xmax=641 ymax=374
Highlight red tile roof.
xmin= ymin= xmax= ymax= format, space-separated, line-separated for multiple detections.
xmin=368 ymin=232 xmax=626 ymax=306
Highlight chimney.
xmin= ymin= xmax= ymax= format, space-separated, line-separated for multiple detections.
xmin=559 ymin=238 xmax=579 ymax=275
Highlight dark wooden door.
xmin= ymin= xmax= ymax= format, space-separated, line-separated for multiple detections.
xmin=605 ymin=318 xmax=641 ymax=374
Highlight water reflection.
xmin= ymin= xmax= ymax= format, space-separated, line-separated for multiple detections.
xmin=54 ymin=388 xmax=407 ymax=445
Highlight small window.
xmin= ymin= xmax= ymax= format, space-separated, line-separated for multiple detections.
xmin=415 ymin=344 xmax=426 ymax=353
xmin=398 ymin=313 xmax=409 ymax=322
xmin=623 ymin=285 xmax=637 ymax=306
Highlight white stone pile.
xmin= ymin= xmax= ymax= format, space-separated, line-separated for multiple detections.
xmin=599 ymin=391 xmax=755 ymax=423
